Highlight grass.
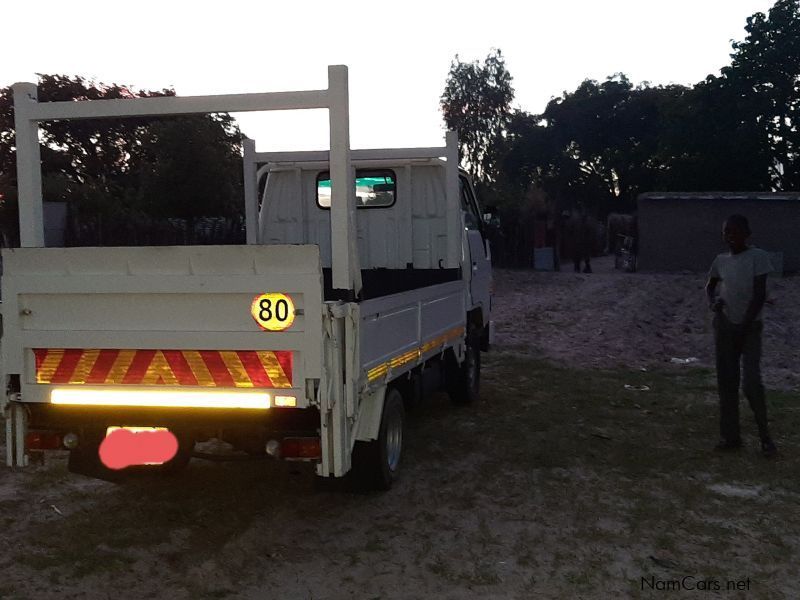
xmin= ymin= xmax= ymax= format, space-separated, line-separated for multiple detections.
xmin=404 ymin=351 xmax=800 ymax=596
xmin=1 ymin=352 xmax=798 ymax=597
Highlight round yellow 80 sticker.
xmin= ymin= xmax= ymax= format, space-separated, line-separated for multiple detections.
xmin=250 ymin=293 xmax=296 ymax=331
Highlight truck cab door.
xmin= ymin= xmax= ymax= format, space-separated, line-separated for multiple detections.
xmin=460 ymin=177 xmax=491 ymax=324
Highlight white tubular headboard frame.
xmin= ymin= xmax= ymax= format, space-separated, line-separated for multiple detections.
xmin=12 ymin=66 xmax=362 ymax=295
xmin=243 ymin=130 xmax=462 ymax=272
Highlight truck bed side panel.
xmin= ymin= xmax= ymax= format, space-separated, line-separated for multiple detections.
xmin=358 ymin=281 xmax=465 ymax=384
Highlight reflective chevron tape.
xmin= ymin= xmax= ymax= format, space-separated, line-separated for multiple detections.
xmin=366 ymin=326 xmax=465 ymax=382
xmin=33 ymin=349 xmax=293 ymax=389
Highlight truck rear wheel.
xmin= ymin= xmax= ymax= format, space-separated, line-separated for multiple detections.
xmin=447 ymin=328 xmax=481 ymax=405
xmin=352 ymin=387 xmax=404 ymax=491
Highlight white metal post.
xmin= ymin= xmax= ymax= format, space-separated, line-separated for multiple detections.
xmin=344 ymin=303 xmax=358 ymax=419
xmin=319 ymin=303 xmax=351 ymax=477
xmin=24 ymin=89 xmax=330 ymax=120
xmin=327 ymin=65 xmax=361 ymax=296
xmin=329 ymin=305 xmax=351 ymax=476
xmin=12 ymin=83 xmax=44 ymax=248
xmin=445 ymin=130 xmax=461 ymax=268
xmin=5 ymin=402 xmax=28 ymax=467
xmin=242 ymin=138 xmax=258 ymax=244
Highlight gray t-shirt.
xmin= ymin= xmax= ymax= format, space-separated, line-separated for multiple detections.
xmin=708 ymin=247 xmax=773 ymax=324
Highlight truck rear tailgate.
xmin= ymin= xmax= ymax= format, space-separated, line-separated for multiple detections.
xmin=1 ymin=245 xmax=323 ymax=408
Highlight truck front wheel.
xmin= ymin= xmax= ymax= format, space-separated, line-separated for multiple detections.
xmin=352 ymin=387 xmax=404 ymax=491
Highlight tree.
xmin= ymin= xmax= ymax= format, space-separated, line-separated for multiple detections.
xmin=440 ymin=49 xmax=514 ymax=184
xmin=498 ymin=69 xmax=773 ymax=216
xmin=133 ymin=114 xmax=243 ymax=222
xmin=656 ymin=74 xmax=772 ymax=192
xmin=0 ymin=74 xmax=244 ymax=245
xmin=0 ymin=87 xmax=15 ymax=182
xmin=726 ymin=0 xmax=800 ymax=189
xmin=1 ymin=75 xmax=175 ymax=190
xmin=0 ymin=75 xmax=175 ymax=243
xmin=35 ymin=75 xmax=176 ymax=186
xmin=516 ymin=76 xmax=689 ymax=215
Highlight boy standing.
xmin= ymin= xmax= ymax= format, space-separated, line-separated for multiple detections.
xmin=705 ymin=214 xmax=777 ymax=457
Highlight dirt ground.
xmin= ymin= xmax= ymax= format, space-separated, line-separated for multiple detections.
xmin=0 ymin=260 xmax=798 ymax=599
xmin=493 ymin=255 xmax=800 ymax=391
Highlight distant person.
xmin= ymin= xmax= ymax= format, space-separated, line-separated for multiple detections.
xmin=570 ymin=205 xmax=593 ymax=273
xmin=705 ymin=214 xmax=777 ymax=457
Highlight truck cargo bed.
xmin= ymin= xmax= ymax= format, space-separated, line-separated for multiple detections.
xmin=322 ymin=267 xmax=460 ymax=300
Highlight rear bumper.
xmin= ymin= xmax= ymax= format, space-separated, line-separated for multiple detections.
xmin=25 ymin=401 xmax=320 ymax=433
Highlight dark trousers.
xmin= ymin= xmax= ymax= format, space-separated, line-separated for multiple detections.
xmin=713 ymin=316 xmax=770 ymax=442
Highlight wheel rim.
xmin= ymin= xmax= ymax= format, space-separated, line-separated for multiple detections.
xmin=385 ymin=403 xmax=403 ymax=472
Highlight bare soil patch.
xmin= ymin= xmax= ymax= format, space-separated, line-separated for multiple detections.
xmin=493 ymin=256 xmax=800 ymax=391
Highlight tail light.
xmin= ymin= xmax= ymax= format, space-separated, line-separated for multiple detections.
xmin=26 ymin=431 xmax=62 ymax=450
xmin=280 ymin=437 xmax=321 ymax=460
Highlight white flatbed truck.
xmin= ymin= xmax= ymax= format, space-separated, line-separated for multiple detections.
xmin=1 ymin=65 xmax=492 ymax=489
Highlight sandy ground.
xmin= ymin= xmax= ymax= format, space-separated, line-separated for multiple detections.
xmin=493 ymin=255 xmax=800 ymax=391
xmin=0 ymin=260 xmax=797 ymax=599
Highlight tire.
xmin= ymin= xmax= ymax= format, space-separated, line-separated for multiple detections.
xmin=351 ymin=387 xmax=405 ymax=491
xmin=448 ymin=328 xmax=481 ymax=405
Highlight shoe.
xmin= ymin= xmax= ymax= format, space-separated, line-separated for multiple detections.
xmin=761 ymin=438 xmax=777 ymax=458
xmin=714 ymin=439 xmax=743 ymax=451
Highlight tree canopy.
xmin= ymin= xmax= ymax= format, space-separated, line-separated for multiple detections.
xmin=440 ymin=49 xmax=514 ymax=184
xmin=728 ymin=0 xmax=800 ymax=189
xmin=441 ymin=0 xmax=800 ymax=221
xmin=0 ymin=74 xmax=244 ymax=246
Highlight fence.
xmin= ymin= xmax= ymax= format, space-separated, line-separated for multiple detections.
xmin=65 ymin=213 xmax=245 ymax=247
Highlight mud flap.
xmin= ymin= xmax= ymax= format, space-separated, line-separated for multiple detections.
xmin=481 ymin=321 xmax=493 ymax=352
xmin=4 ymin=401 xmax=29 ymax=467
xmin=68 ymin=436 xmax=125 ymax=483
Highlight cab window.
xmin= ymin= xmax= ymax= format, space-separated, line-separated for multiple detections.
xmin=317 ymin=170 xmax=396 ymax=208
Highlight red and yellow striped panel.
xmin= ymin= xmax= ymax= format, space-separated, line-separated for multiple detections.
xmin=33 ymin=349 xmax=293 ymax=389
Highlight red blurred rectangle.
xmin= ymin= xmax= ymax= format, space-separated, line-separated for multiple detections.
xmin=100 ymin=427 xmax=177 ymax=469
